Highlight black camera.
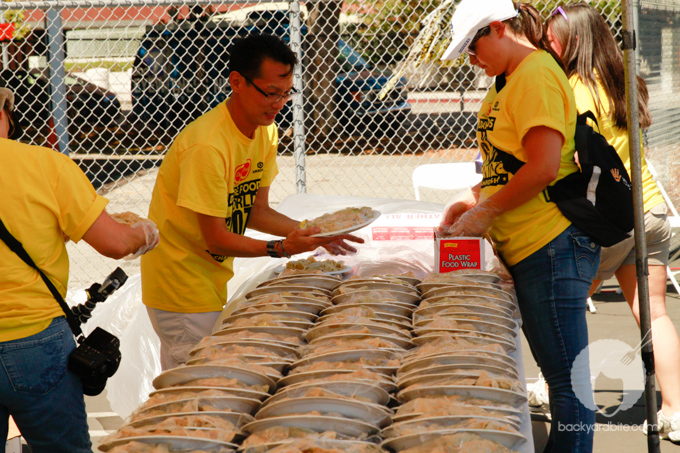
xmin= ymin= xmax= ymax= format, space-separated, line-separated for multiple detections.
xmin=68 ymin=327 xmax=121 ymax=396
xmin=67 ymin=267 xmax=127 ymax=396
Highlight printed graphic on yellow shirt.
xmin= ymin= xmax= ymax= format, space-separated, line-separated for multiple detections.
xmin=207 ymin=159 xmax=262 ymax=262
xmin=478 ymin=116 xmax=511 ymax=188
xmin=479 ymin=108 xmax=529 ymax=189
xmin=227 ymin=177 xmax=260 ymax=235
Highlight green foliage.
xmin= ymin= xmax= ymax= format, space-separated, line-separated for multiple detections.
xmin=3 ymin=0 xmax=31 ymax=41
xmin=343 ymin=0 xmax=624 ymax=69
xmin=343 ymin=0 xmax=445 ymax=68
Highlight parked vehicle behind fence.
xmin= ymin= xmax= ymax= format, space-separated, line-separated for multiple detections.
xmin=130 ymin=6 xmax=410 ymax=136
xmin=0 ymin=69 xmax=122 ymax=130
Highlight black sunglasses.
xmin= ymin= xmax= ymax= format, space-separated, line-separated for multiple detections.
xmin=467 ymin=26 xmax=492 ymax=57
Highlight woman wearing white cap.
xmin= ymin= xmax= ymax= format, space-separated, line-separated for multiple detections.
xmin=437 ymin=0 xmax=599 ymax=451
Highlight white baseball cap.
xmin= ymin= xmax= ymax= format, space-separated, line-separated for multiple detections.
xmin=441 ymin=0 xmax=519 ymax=61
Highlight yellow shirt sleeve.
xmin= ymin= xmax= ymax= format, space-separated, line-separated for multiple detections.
xmin=510 ymin=70 xmax=571 ymax=162
xmin=54 ymin=155 xmax=109 ymax=242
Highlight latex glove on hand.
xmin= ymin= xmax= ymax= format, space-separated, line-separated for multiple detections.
xmin=436 ymin=187 xmax=478 ymax=236
xmin=124 ymin=219 xmax=160 ymax=260
xmin=283 ymin=228 xmax=363 ymax=257
xmin=445 ymin=201 xmax=502 ymax=238
xmin=322 ymin=234 xmax=364 ymax=256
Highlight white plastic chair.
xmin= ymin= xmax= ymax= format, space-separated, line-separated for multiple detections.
xmin=648 ymin=161 xmax=680 ymax=294
xmin=412 ymin=162 xmax=482 ymax=201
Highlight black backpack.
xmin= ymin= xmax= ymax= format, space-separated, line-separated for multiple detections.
xmin=492 ymin=75 xmax=634 ymax=247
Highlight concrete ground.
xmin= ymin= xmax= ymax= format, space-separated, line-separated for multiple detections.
xmin=526 ymin=279 xmax=680 ymax=453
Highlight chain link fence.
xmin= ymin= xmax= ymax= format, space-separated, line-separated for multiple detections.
xmin=1 ymin=0 xmax=678 ymax=287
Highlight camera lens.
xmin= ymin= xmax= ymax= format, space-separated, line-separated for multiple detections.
xmin=81 ymin=376 xmax=107 ymax=396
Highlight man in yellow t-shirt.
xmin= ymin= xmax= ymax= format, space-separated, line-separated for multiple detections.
xmin=140 ymin=34 xmax=362 ymax=370
xmin=0 ymin=94 xmax=159 ymax=452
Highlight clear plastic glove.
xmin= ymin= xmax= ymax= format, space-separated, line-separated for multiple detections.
xmin=124 ymin=219 xmax=160 ymax=260
xmin=0 ymin=87 xmax=14 ymax=112
xmin=282 ymin=227 xmax=363 ymax=257
xmin=436 ymin=187 xmax=478 ymax=236
xmin=444 ymin=201 xmax=502 ymax=238
xmin=322 ymin=234 xmax=363 ymax=256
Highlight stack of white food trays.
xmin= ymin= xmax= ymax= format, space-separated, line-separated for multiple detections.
xmin=379 ymin=270 xmax=529 ymax=453
xmin=239 ymin=274 xmax=421 ymax=453
xmin=98 ymin=276 xmax=338 ymax=453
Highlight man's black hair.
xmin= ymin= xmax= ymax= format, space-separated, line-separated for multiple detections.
xmin=228 ymin=34 xmax=298 ymax=79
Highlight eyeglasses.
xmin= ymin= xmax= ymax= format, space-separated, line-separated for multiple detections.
xmin=551 ymin=6 xmax=568 ymax=22
xmin=467 ymin=26 xmax=491 ymax=57
xmin=243 ymin=75 xmax=298 ymax=103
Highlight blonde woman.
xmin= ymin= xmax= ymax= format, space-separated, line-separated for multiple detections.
xmin=547 ymin=3 xmax=680 ymax=442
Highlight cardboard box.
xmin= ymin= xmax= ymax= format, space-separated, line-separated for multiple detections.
xmin=370 ymin=213 xmax=440 ymax=241
xmin=435 ymin=237 xmax=485 ymax=273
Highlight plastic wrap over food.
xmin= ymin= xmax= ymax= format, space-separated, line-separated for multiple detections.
xmin=103 ymin=414 xmax=238 ymax=443
xmin=242 ymin=426 xmax=359 ymax=447
xmin=400 ymin=370 xmax=523 ymax=394
xmin=244 ymin=433 xmax=385 ymax=453
xmin=385 ymin=417 xmax=521 ymax=438
xmin=65 ymin=274 xmax=161 ymax=420
xmin=106 ymin=441 xmax=173 ymax=453
xmin=398 ymin=432 xmax=514 ymax=453
xmin=271 ymin=385 xmax=380 ymax=405
xmin=299 ymin=336 xmax=407 ymax=357
xmin=105 ymin=440 xmax=233 ymax=453
xmin=402 ymin=334 xmax=508 ymax=362
xmin=396 ymin=395 xmax=519 ymax=419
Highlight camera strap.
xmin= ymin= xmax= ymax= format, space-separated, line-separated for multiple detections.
xmin=0 ymin=218 xmax=83 ymax=337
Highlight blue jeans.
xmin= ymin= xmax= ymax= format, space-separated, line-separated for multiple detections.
xmin=0 ymin=317 xmax=91 ymax=453
xmin=510 ymin=225 xmax=600 ymax=453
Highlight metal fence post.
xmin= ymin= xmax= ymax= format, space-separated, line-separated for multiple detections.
xmin=0 ymin=13 xmax=9 ymax=69
xmin=289 ymin=0 xmax=306 ymax=194
xmin=633 ymin=0 xmax=641 ymax=71
xmin=46 ymin=6 xmax=69 ymax=155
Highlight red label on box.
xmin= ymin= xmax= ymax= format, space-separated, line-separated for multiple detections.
xmin=372 ymin=226 xmax=434 ymax=241
xmin=436 ymin=238 xmax=483 ymax=273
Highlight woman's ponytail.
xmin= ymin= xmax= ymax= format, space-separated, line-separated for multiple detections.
xmin=507 ymin=2 xmax=565 ymax=70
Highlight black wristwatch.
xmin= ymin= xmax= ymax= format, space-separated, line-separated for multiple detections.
xmin=266 ymin=240 xmax=280 ymax=258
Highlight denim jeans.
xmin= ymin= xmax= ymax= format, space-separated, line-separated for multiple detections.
xmin=0 ymin=317 xmax=91 ymax=453
xmin=510 ymin=225 xmax=600 ymax=453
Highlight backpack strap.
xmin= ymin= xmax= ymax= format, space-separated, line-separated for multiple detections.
xmin=574 ymin=110 xmax=601 ymax=167
xmin=495 ymin=74 xmax=507 ymax=93
xmin=577 ymin=110 xmax=599 ymax=128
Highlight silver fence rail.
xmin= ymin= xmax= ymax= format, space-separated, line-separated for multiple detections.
xmin=1 ymin=0 xmax=678 ymax=287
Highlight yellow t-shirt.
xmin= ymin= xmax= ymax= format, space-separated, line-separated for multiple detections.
xmin=570 ymin=76 xmax=664 ymax=213
xmin=141 ymin=101 xmax=279 ymax=313
xmin=478 ymin=50 xmax=578 ymax=266
xmin=0 ymin=139 xmax=108 ymax=342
